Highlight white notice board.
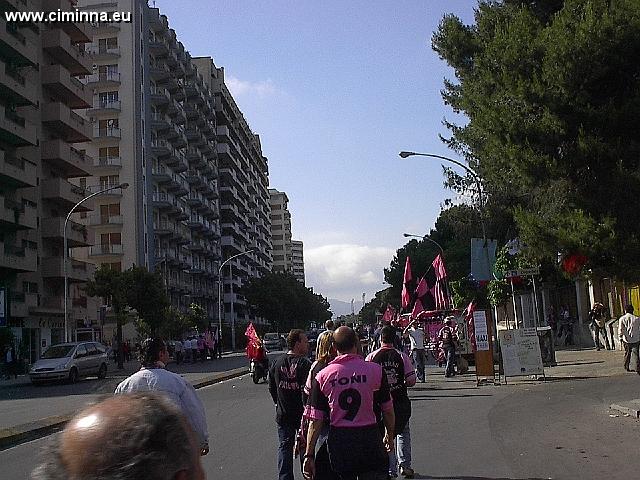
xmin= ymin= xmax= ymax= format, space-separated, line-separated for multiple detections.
xmin=473 ymin=311 xmax=489 ymax=351
xmin=498 ymin=328 xmax=544 ymax=377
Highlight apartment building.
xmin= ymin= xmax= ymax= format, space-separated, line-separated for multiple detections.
xmin=268 ymin=188 xmax=292 ymax=274
xmin=193 ymin=57 xmax=272 ymax=342
xmin=291 ymin=240 xmax=305 ymax=284
xmin=0 ymin=0 xmax=96 ymax=362
xmin=76 ymin=1 xmax=222 ymax=333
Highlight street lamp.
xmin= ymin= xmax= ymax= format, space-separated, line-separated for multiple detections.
xmin=64 ymin=182 xmax=129 ymax=343
xmin=403 ymin=233 xmax=444 ymax=253
xmin=399 ymin=151 xmax=486 ymax=241
xmin=217 ymin=249 xmax=254 ymax=353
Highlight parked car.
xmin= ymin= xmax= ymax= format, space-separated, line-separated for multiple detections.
xmin=29 ymin=342 xmax=109 ymax=384
xmin=263 ymin=332 xmax=282 ymax=352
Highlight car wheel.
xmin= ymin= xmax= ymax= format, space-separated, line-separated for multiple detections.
xmin=68 ymin=367 xmax=79 ymax=384
xmin=98 ymin=363 xmax=107 ymax=379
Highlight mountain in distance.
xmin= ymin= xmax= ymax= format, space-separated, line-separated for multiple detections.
xmin=328 ymin=299 xmax=363 ymax=319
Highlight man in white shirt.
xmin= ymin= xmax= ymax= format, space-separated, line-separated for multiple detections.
xmin=618 ymin=304 xmax=640 ymax=374
xmin=404 ymin=319 xmax=427 ymax=382
xmin=115 ymin=338 xmax=209 ymax=454
xmin=174 ymin=339 xmax=183 ymax=365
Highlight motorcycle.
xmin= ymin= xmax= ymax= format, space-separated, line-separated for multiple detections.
xmin=250 ymin=359 xmax=268 ymax=384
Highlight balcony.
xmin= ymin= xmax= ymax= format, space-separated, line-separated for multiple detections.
xmin=41 ymin=64 xmax=92 ymax=109
xmin=0 ymin=241 xmax=37 ymax=272
xmin=86 ymin=183 xmax=125 ymax=197
xmin=85 ymin=44 xmax=121 ymax=61
xmin=8 ymin=291 xmax=38 ymax=318
xmin=152 ymin=192 xmax=172 ymax=209
xmin=42 ymin=29 xmax=92 ymax=75
xmin=82 ymin=71 xmax=121 ymax=88
xmin=0 ymin=61 xmax=37 ymax=106
xmin=150 ymin=87 xmax=170 ymax=106
xmin=41 ymin=178 xmax=91 ymax=211
xmin=42 ymin=257 xmax=95 ymax=283
xmin=89 ymin=244 xmax=124 ymax=256
xmin=186 ymin=191 xmax=204 ymax=208
xmin=148 ymin=7 xmax=169 ymax=32
xmin=41 ymin=217 xmax=91 ymax=247
xmin=152 ymin=165 xmax=171 ymax=183
xmin=93 ymin=126 xmax=121 ymax=141
xmin=153 ymin=219 xmax=176 ymax=236
xmin=151 ymin=138 xmax=171 ymax=157
xmin=150 ymin=61 xmax=170 ymax=81
xmin=41 ymin=139 xmax=92 ymax=178
xmin=0 ymin=195 xmax=37 ymax=230
xmin=89 ymin=214 xmax=123 ymax=226
xmin=151 ymin=112 xmax=170 ymax=131
xmin=86 ymin=99 xmax=121 ymax=117
xmin=91 ymin=21 xmax=121 ymax=34
xmin=0 ymin=17 xmax=38 ymax=67
xmin=42 ymin=0 xmax=92 ymax=43
xmin=93 ymin=155 xmax=122 ymax=169
xmin=0 ymin=105 xmax=37 ymax=146
xmin=0 ymin=149 xmax=37 ymax=187
xmin=187 ymin=214 xmax=205 ymax=230
xmin=41 ymin=102 xmax=92 ymax=142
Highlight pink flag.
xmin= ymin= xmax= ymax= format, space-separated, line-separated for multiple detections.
xmin=381 ymin=304 xmax=396 ymax=322
xmin=401 ymin=256 xmax=412 ymax=309
xmin=415 ymin=276 xmax=428 ymax=297
xmin=403 ymin=256 xmax=413 ymax=284
xmin=432 ymin=254 xmax=447 ymax=280
xmin=244 ymin=322 xmax=259 ymax=343
xmin=411 ymin=298 xmax=424 ymax=319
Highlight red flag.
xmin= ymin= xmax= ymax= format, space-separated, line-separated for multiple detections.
xmin=401 ymin=256 xmax=413 ymax=309
xmin=431 ymin=254 xmax=451 ymax=310
xmin=244 ymin=322 xmax=258 ymax=343
xmin=415 ymin=276 xmax=428 ymax=297
xmin=381 ymin=304 xmax=395 ymax=322
xmin=411 ymin=298 xmax=424 ymax=319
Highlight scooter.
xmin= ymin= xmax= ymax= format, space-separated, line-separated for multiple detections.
xmin=250 ymin=359 xmax=268 ymax=384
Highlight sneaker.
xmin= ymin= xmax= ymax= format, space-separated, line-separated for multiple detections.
xmin=400 ymin=466 xmax=415 ymax=478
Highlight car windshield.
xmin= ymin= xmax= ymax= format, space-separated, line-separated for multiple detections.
xmin=264 ymin=334 xmax=279 ymax=341
xmin=41 ymin=345 xmax=75 ymax=359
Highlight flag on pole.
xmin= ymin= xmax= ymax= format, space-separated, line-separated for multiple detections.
xmin=411 ymin=297 xmax=424 ymax=319
xmin=245 ymin=322 xmax=259 ymax=343
xmin=381 ymin=304 xmax=396 ymax=322
xmin=415 ymin=276 xmax=428 ymax=298
xmin=431 ymin=254 xmax=451 ymax=310
xmin=401 ymin=256 xmax=413 ymax=309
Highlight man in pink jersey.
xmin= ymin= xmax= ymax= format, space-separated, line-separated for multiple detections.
xmin=303 ymin=327 xmax=395 ymax=480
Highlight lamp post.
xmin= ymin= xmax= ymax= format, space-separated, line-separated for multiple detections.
xmin=64 ymin=182 xmax=129 ymax=343
xmin=403 ymin=232 xmax=444 ymax=254
xmin=217 ymin=249 xmax=254 ymax=353
xmin=399 ymin=151 xmax=486 ymax=241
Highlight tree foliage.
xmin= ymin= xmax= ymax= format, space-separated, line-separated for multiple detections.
xmin=242 ymin=272 xmax=332 ymax=332
xmin=432 ymin=0 xmax=640 ymax=282
xmin=359 ymin=288 xmax=392 ymax=325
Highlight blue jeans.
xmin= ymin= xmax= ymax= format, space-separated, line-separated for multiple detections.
xmin=388 ymin=423 xmax=411 ymax=476
xmin=412 ymin=349 xmax=426 ymax=382
xmin=444 ymin=345 xmax=456 ymax=376
xmin=277 ymin=423 xmax=296 ymax=480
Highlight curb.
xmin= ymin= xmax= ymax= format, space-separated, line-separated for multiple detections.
xmin=0 ymin=367 xmax=249 ymax=451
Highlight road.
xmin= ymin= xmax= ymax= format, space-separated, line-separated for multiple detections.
xmin=2 ymin=364 xmax=639 ymax=479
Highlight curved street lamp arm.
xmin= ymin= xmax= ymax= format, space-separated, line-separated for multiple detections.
xmin=403 ymin=233 xmax=444 ymax=254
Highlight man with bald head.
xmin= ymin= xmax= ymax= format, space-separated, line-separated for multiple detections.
xmin=32 ymin=393 xmax=205 ymax=480
xmin=304 ymin=326 xmax=395 ymax=480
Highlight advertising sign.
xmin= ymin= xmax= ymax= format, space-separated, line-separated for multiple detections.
xmin=499 ymin=328 xmax=544 ymax=377
xmin=0 ymin=287 xmax=6 ymax=327
xmin=473 ymin=310 xmax=489 ymax=351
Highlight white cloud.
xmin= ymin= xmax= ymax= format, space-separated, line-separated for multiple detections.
xmin=225 ymin=74 xmax=279 ymax=98
xmin=304 ymin=244 xmax=395 ymax=302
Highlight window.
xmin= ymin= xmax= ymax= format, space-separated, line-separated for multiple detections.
xmin=273 ymin=245 xmax=284 ymax=251
xmin=98 ymin=91 xmax=119 ymax=105
xmin=99 ymin=146 xmax=119 ymax=161
xmin=101 ymin=232 xmax=121 ymax=245
xmin=99 ymin=203 xmax=120 ymax=221
xmin=273 ymin=255 xmax=284 ymax=261
xmin=272 ymin=234 xmax=283 ymax=241
xmin=270 ymin=214 xmax=282 ymax=221
xmin=98 ymin=37 xmax=118 ymax=53
xmin=85 ymin=343 xmax=98 ymax=356
xmin=75 ymin=344 xmax=87 ymax=358
xmin=99 ymin=175 xmax=120 ymax=188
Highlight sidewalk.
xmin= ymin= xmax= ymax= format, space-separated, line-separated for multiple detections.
xmin=0 ymin=351 xmax=253 ymax=450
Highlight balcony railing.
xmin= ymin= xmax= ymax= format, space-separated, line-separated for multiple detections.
xmin=89 ymin=214 xmax=123 ymax=226
xmin=89 ymin=244 xmax=123 ymax=255
xmin=94 ymin=126 xmax=121 ymax=138
xmin=94 ymin=155 xmax=121 ymax=167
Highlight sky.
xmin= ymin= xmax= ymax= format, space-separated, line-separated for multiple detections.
xmin=153 ymin=0 xmax=478 ymax=303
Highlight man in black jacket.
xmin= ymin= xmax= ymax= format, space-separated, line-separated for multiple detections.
xmin=269 ymin=329 xmax=311 ymax=480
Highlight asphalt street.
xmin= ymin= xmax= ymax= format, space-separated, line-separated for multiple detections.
xmin=2 ymin=363 xmax=639 ymax=479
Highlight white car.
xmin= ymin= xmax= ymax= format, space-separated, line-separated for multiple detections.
xmin=29 ymin=342 xmax=109 ymax=384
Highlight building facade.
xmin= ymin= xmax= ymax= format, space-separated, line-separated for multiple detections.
xmin=268 ymin=188 xmax=291 ymax=274
xmin=76 ymin=0 xmax=222 ymax=336
xmin=194 ymin=57 xmax=272 ymax=341
xmin=291 ymin=240 xmax=304 ymax=284
xmin=1 ymin=0 xmax=96 ymax=362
